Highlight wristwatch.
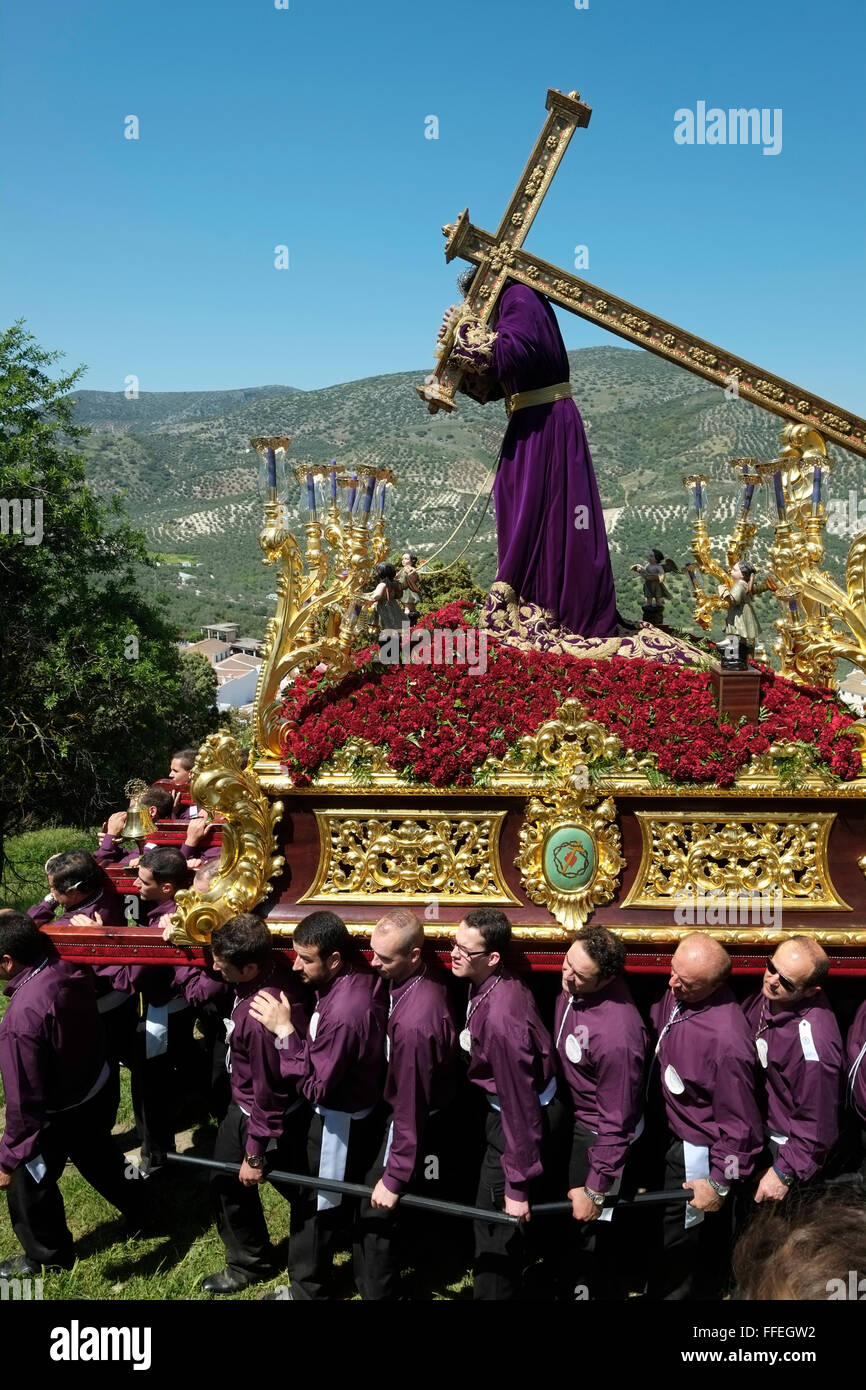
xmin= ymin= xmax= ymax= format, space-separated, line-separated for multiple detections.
xmin=244 ymin=1153 xmax=264 ymax=1170
xmin=772 ymin=1165 xmax=795 ymax=1187
xmin=584 ymin=1186 xmax=605 ymax=1207
xmin=707 ymin=1177 xmax=730 ymax=1198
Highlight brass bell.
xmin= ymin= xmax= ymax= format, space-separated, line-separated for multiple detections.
xmin=122 ymin=780 xmax=156 ymax=843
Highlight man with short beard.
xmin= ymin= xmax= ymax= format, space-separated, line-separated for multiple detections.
xmin=365 ymin=908 xmax=458 ymax=1298
xmin=250 ymin=910 xmax=386 ymax=1300
xmin=555 ymin=925 xmax=647 ymax=1299
xmin=742 ymin=937 xmax=843 ymax=1203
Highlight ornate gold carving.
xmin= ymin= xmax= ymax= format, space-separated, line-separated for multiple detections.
xmin=299 ymin=809 xmax=520 ymax=905
xmin=689 ymin=346 xmax=718 ymax=368
xmin=170 ymin=733 xmax=285 ymax=946
xmin=754 ymin=379 xmax=786 ymax=401
xmin=621 ymin=313 xmax=651 ymax=333
xmin=516 ymin=789 xmax=624 ymax=932
xmin=622 ymin=811 xmax=850 ymax=912
xmin=251 ymin=439 xmax=396 ymax=757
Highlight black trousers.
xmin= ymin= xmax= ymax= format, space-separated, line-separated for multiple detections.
xmin=558 ymin=1116 xmax=629 ymax=1301
xmin=8 ymin=1078 xmax=142 ymax=1269
xmin=473 ymin=1093 xmax=568 ymax=1301
xmin=210 ymin=1101 xmax=309 ymax=1282
xmin=648 ymin=1135 xmax=737 ymax=1301
xmin=288 ymin=1106 xmax=387 ymax=1301
xmin=355 ymin=1106 xmax=454 ymax=1301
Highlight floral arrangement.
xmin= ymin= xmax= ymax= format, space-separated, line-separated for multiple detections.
xmin=278 ymin=603 xmax=862 ymax=789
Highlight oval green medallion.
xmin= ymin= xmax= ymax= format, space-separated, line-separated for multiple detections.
xmin=543 ymin=825 xmax=596 ymax=892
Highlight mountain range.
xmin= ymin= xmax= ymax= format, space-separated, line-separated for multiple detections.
xmin=72 ymin=347 xmax=864 ymax=647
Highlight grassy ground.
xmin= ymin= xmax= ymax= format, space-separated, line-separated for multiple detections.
xmin=0 ymin=827 xmax=473 ymax=1300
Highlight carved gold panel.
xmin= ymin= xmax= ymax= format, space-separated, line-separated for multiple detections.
xmin=299 ymin=808 xmax=521 ymax=905
xmin=622 ymin=811 xmax=850 ymax=912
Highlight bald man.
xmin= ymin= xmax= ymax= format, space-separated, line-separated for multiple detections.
xmin=364 ymin=909 xmax=458 ymax=1299
xmin=648 ymin=933 xmax=763 ymax=1301
xmin=742 ymin=937 xmax=843 ymax=1203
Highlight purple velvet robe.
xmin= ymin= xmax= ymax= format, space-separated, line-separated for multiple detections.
xmin=227 ymin=959 xmax=310 ymax=1159
xmin=0 ymin=953 xmax=107 ymax=1170
xmin=742 ymin=990 xmax=843 ymax=1181
xmin=381 ymin=968 xmax=458 ymax=1195
xmin=487 ymin=283 xmax=617 ymax=638
xmin=847 ymin=1000 xmax=866 ymax=1123
xmin=277 ymin=966 xmax=387 ymax=1113
xmin=553 ymin=976 xmax=648 ymax=1192
xmin=464 ymin=970 xmax=557 ymax=1202
xmin=649 ymin=986 xmax=763 ymax=1184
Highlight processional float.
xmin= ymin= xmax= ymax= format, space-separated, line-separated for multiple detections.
xmin=49 ymin=89 xmax=866 ymax=973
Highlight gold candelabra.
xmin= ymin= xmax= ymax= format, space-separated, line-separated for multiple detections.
xmin=249 ymin=438 xmax=396 ymax=762
xmin=682 ymin=425 xmax=865 ymax=688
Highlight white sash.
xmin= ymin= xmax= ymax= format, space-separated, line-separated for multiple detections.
xmin=145 ymin=996 xmax=189 ymax=1059
xmin=313 ymin=1103 xmax=374 ymax=1212
xmin=682 ymin=1140 xmax=709 ymax=1229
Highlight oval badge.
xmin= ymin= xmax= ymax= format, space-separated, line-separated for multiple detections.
xmin=543 ymin=825 xmax=596 ymax=893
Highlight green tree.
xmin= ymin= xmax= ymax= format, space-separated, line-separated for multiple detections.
xmin=173 ymin=650 xmax=219 ymax=748
xmin=0 ymin=323 xmax=221 ymax=877
xmin=417 ymin=558 xmax=487 ymax=615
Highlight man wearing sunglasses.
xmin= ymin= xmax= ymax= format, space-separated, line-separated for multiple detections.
xmin=742 ymin=937 xmax=843 ymax=1203
xmin=450 ymin=909 xmax=564 ymax=1301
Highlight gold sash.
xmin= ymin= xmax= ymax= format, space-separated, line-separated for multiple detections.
xmin=505 ymin=381 xmax=573 ymax=416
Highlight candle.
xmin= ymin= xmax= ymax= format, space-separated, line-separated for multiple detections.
xmin=694 ymin=480 xmax=703 ymax=514
xmin=812 ymin=465 xmax=822 ymax=509
xmin=362 ymin=472 xmax=376 ymax=515
xmin=773 ymin=470 xmax=786 ymax=515
xmin=347 ymin=474 xmax=358 ymax=516
xmin=742 ymin=471 xmax=755 ymax=511
xmin=377 ymin=479 xmax=387 ymax=515
xmin=330 ymin=461 xmax=337 ymax=501
xmin=266 ymin=447 xmax=276 ymax=490
xmin=306 ymin=471 xmax=316 ymax=517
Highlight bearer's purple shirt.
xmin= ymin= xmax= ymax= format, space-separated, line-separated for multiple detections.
xmin=553 ymin=976 xmax=648 ymax=1192
xmin=847 ymin=1001 xmax=866 ymax=1122
xmin=277 ymin=966 xmax=387 ymax=1113
xmin=28 ymin=883 xmax=125 ymax=928
xmin=742 ymin=989 xmax=842 ymax=1181
xmin=228 ymin=959 xmax=310 ymax=1159
xmin=650 ymin=986 xmax=763 ymax=1184
xmin=0 ymin=953 xmax=107 ymax=1170
xmin=381 ymin=967 xmax=457 ymax=1195
xmin=465 ymin=970 xmax=557 ymax=1202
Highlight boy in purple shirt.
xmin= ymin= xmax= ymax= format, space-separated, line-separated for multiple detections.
xmin=742 ymin=937 xmax=843 ymax=1200
xmin=451 ymin=908 xmax=564 ymax=1302
xmin=365 ymin=908 xmax=458 ymax=1298
xmin=0 ymin=914 xmax=145 ymax=1276
xmin=201 ymin=914 xmax=310 ymax=1295
xmin=249 ymin=910 xmax=387 ymax=1301
xmin=648 ymin=933 xmax=762 ymax=1301
xmin=554 ymin=924 xmax=648 ymax=1299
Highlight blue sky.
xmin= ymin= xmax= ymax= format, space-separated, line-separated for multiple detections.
xmin=2 ymin=0 xmax=864 ymax=410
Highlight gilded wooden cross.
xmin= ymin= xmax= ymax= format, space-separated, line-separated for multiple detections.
xmin=418 ymin=88 xmax=866 ymax=459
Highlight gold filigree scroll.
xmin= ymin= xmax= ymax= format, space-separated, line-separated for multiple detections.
xmin=170 ymin=732 xmax=285 ymax=946
xmin=621 ymin=811 xmax=850 ymax=912
xmin=516 ymin=790 xmax=624 ymax=933
xmin=298 ymin=809 xmax=520 ymax=905
xmin=417 ymin=90 xmax=865 ymax=455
